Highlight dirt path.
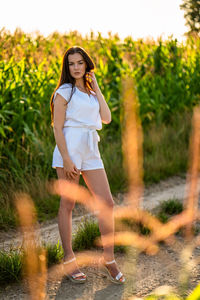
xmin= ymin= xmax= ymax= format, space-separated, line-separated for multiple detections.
xmin=1 ymin=175 xmax=200 ymax=299
xmin=0 ymin=176 xmax=187 ymax=251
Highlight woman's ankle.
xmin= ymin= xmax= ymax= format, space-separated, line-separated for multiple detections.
xmin=64 ymin=252 xmax=75 ymax=261
xmin=103 ymin=254 xmax=115 ymax=263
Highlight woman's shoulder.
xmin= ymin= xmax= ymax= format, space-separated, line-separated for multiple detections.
xmin=53 ymin=83 xmax=73 ymax=102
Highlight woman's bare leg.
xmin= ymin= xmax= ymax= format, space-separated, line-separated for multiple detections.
xmin=81 ymin=168 xmax=124 ymax=280
xmin=56 ymin=167 xmax=85 ymax=276
xmin=56 ymin=167 xmax=80 ymax=259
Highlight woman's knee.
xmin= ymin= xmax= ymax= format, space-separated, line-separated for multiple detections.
xmin=103 ymin=196 xmax=114 ymax=209
xmin=59 ymin=197 xmax=75 ymax=212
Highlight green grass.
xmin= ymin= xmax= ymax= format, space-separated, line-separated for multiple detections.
xmin=72 ymin=217 xmax=101 ymax=251
xmin=0 ymin=207 xmax=16 ymax=230
xmin=143 ymin=112 xmax=191 ymax=185
xmin=35 ymin=195 xmax=60 ymax=222
xmin=0 ymin=175 xmax=59 ymax=230
xmin=100 ymin=131 xmax=127 ymax=193
xmin=121 ymin=218 xmax=152 ymax=236
xmin=120 ymin=199 xmax=184 ymax=237
xmin=159 ymin=199 xmax=183 ymax=215
xmin=0 ymin=242 xmax=64 ymax=285
xmin=154 ymin=198 xmax=183 ymax=225
xmin=157 ymin=211 xmax=169 ymax=224
xmin=45 ymin=240 xmax=64 ymax=267
xmin=0 ymin=248 xmax=23 ymax=284
xmin=73 ymin=217 xmax=128 ymax=253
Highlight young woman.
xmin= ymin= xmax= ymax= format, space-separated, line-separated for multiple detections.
xmin=50 ymin=46 xmax=125 ymax=284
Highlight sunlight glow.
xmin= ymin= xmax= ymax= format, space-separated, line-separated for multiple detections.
xmin=0 ymin=0 xmax=187 ymax=41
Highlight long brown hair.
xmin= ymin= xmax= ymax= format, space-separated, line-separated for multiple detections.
xmin=50 ymin=46 xmax=95 ymax=126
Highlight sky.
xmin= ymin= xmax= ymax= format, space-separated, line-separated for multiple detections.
xmin=0 ymin=0 xmax=187 ymax=41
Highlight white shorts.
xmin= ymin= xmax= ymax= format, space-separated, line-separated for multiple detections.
xmin=52 ymin=127 xmax=104 ymax=171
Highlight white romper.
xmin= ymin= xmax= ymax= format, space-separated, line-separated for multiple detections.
xmin=52 ymin=83 xmax=104 ymax=171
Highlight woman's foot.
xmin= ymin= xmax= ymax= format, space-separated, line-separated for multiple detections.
xmin=63 ymin=256 xmax=87 ymax=283
xmin=100 ymin=258 xmax=125 ymax=284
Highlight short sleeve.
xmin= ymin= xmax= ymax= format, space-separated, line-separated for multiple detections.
xmin=53 ymin=84 xmax=72 ymax=103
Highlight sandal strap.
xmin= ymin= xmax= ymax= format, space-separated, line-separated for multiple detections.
xmin=71 ymin=272 xmax=86 ymax=279
xmin=105 ymin=259 xmax=116 ymax=265
xmin=63 ymin=257 xmax=76 ymax=265
xmin=116 ymin=272 xmax=123 ymax=281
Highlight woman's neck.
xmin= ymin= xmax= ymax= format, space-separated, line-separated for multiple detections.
xmin=75 ymin=78 xmax=85 ymax=89
xmin=75 ymin=79 xmax=90 ymax=95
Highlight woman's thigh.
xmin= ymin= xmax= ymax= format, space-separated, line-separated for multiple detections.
xmin=56 ymin=167 xmax=80 ymax=210
xmin=81 ymin=168 xmax=114 ymax=207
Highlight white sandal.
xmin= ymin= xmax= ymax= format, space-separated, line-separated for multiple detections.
xmin=100 ymin=258 xmax=125 ymax=284
xmin=63 ymin=257 xmax=87 ymax=283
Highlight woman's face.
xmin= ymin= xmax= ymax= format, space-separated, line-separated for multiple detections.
xmin=68 ymin=53 xmax=87 ymax=80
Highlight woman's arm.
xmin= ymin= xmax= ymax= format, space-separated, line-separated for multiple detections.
xmin=53 ymin=94 xmax=78 ymax=178
xmin=88 ymin=71 xmax=111 ymax=124
xmin=95 ymin=88 xmax=112 ymax=124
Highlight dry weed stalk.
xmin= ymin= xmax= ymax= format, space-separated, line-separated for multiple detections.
xmin=184 ymin=106 xmax=200 ymax=239
xmin=15 ymin=193 xmax=46 ymax=300
xmin=121 ymin=76 xmax=144 ymax=207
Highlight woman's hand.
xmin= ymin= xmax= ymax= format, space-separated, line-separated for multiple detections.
xmin=86 ymin=71 xmax=111 ymax=124
xmin=86 ymin=71 xmax=100 ymax=93
xmin=63 ymin=157 xmax=79 ymax=180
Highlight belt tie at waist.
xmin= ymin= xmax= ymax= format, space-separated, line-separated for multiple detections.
xmin=88 ymin=129 xmax=100 ymax=151
xmin=64 ymin=125 xmax=100 ymax=152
